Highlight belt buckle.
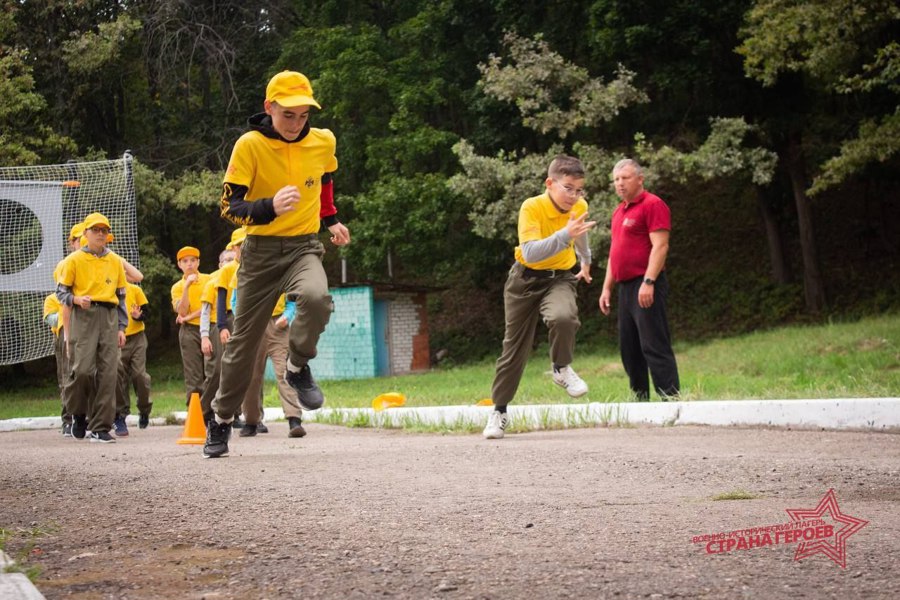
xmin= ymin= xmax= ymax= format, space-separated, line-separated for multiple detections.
xmin=548 ymin=269 xmax=556 ymax=279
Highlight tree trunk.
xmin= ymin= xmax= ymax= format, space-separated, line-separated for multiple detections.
xmin=786 ymin=134 xmax=826 ymax=313
xmin=755 ymin=187 xmax=791 ymax=284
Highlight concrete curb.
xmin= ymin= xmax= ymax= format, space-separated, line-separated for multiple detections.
xmin=0 ymin=551 xmax=46 ymax=600
xmin=2 ymin=399 xmax=898 ymax=433
xmin=303 ymin=398 xmax=900 ymax=431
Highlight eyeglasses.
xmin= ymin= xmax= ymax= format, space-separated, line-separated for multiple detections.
xmin=553 ymin=179 xmax=585 ymax=198
xmin=88 ymin=226 xmax=111 ymax=234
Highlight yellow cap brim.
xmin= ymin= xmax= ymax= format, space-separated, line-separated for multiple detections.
xmin=276 ymin=95 xmax=321 ymax=109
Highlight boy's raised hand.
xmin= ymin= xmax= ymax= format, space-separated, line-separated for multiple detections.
xmin=566 ymin=211 xmax=597 ymax=239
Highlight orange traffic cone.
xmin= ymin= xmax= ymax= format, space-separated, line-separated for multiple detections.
xmin=177 ymin=392 xmax=207 ymax=445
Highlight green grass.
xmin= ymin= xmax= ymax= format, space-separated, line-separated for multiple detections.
xmin=0 ymin=525 xmax=52 ymax=581
xmin=712 ymin=490 xmax=763 ymax=501
xmin=1 ymin=313 xmax=898 ymax=421
xmin=306 ymin=403 xmax=632 ymax=434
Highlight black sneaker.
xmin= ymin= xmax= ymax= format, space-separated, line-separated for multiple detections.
xmin=89 ymin=431 xmax=116 ymax=443
xmin=284 ymin=364 xmax=325 ymax=411
xmin=232 ymin=416 xmax=245 ymax=429
xmin=114 ymin=415 xmax=129 ymax=437
xmin=256 ymin=422 xmax=269 ymax=434
xmin=287 ymin=417 xmax=307 ymax=438
xmin=239 ymin=424 xmax=257 ymax=437
xmin=72 ymin=415 xmax=87 ymax=440
xmin=62 ymin=421 xmax=73 ymax=437
xmin=139 ymin=413 xmax=150 ymax=429
xmin=203 ymin=420 xmax=232 ymax=458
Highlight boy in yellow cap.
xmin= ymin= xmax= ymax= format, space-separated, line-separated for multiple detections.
xmin=115 ymin=281 xmax=152 ymax=434
xmin=171 ymin=246 xmax=213 ymax=406
xmin=204 ymin=70 xmax=350 ymax=458
xmin=56 ymin=213 xmax=128 ymax=443
xmin=47 ymin=222 xmax=87 ymax=436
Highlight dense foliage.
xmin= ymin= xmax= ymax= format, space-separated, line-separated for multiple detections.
xmin=2 ymin=0 xmax=897 ymax=364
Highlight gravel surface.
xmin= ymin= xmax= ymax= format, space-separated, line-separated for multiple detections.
xmin=1 ymin=423 xmax=898 ymax=599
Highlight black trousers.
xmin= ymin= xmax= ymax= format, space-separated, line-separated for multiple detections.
xmin=617 ymin=272 xmax=680 ymax=400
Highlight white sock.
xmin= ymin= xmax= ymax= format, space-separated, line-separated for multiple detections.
xmin=286 ymin=358 xmax=304 ymax=373
xmin=215 ymin=415 xmax=234 ymax=425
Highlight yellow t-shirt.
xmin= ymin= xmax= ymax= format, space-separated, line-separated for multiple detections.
xmin=43 ymin=293 xmax=62 ymax=336
xmin=514 ymin=193 xmax=589 ymax=271
xmin=216 ymin=260 xmax=240 ymax=300
xmin=223 ymin=127 xmax=338 ymax=236
xmin=200 ymin=269 xmax=220 ymax=325
xmin=123 ymin=283 xmax=149 ymax=337
xmin=170 ymin=272 xmax=210 ymax=326
xmin=57 ymin=249 xmax=126 ymax=304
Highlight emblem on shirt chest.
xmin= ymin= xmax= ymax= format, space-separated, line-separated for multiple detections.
xmin=623 ymin=218 xmax=635 ymax=227
xmin=305 ymin=177 xmax=315 ymax=188
xmin=105 ymin=277 xmax=112 ymax=285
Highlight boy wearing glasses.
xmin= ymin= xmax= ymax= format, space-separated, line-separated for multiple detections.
xmin=484 ymin=155 xmax=596 ymax=439
xmin=203 ymin=70 xmax=350 ymax=458
xmin=56 ymin=213 xmax=127 ymax=443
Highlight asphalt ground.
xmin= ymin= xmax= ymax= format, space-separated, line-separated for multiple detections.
xmin=0 ymin=423 xmax=897 ymax=599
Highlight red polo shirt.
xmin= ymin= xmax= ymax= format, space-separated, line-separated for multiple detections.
xmin=609 ymin=190 xmax=671 ymax=282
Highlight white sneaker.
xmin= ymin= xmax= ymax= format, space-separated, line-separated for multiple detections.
xmin=483 ymin=410 xmax=509 ymax=439
xmin=552 ymin=365 xmax=588 ymax=398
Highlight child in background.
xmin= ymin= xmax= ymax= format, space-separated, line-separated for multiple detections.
xmin=171 ymin=247 xmax=212 ymax=406
xmin=56 ymin=213 xmax=128 ymax=443
xmin=115 ymin=281 xmax=152 ymax=435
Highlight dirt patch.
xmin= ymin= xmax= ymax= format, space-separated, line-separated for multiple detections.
xmin=1 ymin=424 xmax=898 ymax=598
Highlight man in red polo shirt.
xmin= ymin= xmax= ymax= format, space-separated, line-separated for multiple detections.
xmin=599 ymin=159 xmax=680 ymax=400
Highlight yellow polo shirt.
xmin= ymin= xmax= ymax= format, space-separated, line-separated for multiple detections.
xmin=123 ymin=283 xmax=149 ymax=337
xmin=170 ymin=272 xmax=210 ymax=326
xmin=200 ymin=269 xmax=220 ymax=324
xmin=43 ymin=294 xmax=62 ymax=336
xmin=514 ymin=193 xmax=589 ymax=271
xmin=223 ymin=127 xmax=338 ymax=236
xmin=57 ymin=249 xmax=126 ymax=304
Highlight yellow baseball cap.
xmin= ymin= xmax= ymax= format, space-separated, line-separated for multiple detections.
xmin=82 ymin=213 xmax=111 ymax=231
xmin=266 ymin=71 xmax=321 ymax=109
xmin=177 ymin=246 xmax=200 ymax=261
xmin=69 ymin=222 xmax=86 ymax=240
xmin=225 ymin=228 xmax=247 ymax=250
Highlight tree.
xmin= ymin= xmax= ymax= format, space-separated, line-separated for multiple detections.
xmin=457 ymin=32 xmax=778 ymax=263
xmin=737 ymin=0 xmax=900 ymax=312
xmin=738 ymin=0 xmax=900 ymax=194
xmin=0 ymin=5 xmax=76 ymax=165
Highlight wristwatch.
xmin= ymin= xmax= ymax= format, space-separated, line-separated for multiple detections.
xmin=643 ymin=277 xmax=655 ymax=285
